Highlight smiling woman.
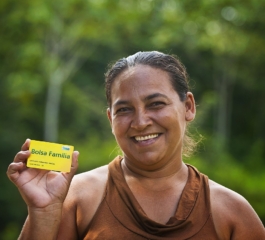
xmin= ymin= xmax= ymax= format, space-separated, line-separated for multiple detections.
xmin=106 ymin=63 xmax=194 ymax=172
xmin=105 ymin=51 xmax=197 ymax=158
xmin=6 ymin=51 xmax=265 ymax=240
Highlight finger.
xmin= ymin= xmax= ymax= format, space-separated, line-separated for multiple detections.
xmin=70 ymin=151 xmax=79 ymax=174
xmin=21 ymin=139 xmax=31 ymax=151
xmin=63 ymin=151 xmax=79 ymax=181
xmin=6 ymin=162 xmax=25 ymax=182
xmin=13 ymin=150 xmax=31 ymax=163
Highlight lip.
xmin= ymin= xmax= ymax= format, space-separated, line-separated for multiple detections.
xmin=130 ymin=133 xmax=161 ymax=146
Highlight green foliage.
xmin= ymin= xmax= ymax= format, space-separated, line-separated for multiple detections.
xmin=1 ymin=0 xmax=265 ymax=237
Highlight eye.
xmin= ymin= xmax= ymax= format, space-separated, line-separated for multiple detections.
xmin=115 ymin=107 xmax=131 ymax=114
xmin=149 ymin=101 xmax=166 ymax=108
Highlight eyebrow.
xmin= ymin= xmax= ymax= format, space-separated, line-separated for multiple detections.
xmin=113 ymin=93 xmax=169 ymax=108
xmin=113 ymin=100 xmax=130 ymax=108
xmin=144 ymin=93 xmax=169 ymax=101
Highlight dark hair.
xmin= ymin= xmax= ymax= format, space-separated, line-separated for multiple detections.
xmin=105 ymin=51 xmax=197 ymax=157
xmin=105 ymin=51 xmax=190 ymax=107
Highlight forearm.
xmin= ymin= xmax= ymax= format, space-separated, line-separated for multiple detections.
xmin=18 ymin=204 xmax=63 ymax=240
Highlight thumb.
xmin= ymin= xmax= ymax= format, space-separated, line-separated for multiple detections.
xmin=63 ymin=151 xmax=79 ymax=182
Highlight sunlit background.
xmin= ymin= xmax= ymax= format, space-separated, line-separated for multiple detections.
xmin=1 ymin=0 xmax=265 ymax=239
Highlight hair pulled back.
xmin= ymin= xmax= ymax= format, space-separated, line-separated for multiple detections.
xmin=105 ymin=51 xmax=190 ymax=107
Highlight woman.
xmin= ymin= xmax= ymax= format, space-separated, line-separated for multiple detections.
xmin=7 ymin=51 xmax=265 ymax=239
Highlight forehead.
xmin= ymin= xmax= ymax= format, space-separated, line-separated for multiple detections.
xmin=110 ymin=65 xmax=176 ymax=100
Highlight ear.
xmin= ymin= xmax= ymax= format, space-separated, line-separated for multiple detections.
xmin=107 ymin=108 xmax=113 ymax=131
xmin=185 ymin=92 xmax=196 ymax=122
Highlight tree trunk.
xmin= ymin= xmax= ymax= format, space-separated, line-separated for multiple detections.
xmin=214 ymin=57 xmax=235 ymax=151
xmin=44 ymin=73 xmax=62 ymax=142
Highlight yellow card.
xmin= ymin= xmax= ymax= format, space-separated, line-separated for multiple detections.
xmin=27 ymin=140 xmax=74 ymax=172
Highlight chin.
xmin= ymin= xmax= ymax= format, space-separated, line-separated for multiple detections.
xmin=132 ymin=153 xmax=165 ymax=169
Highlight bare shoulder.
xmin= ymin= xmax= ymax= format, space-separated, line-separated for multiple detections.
xmin=70 ymin=164 xmax=109 ymax=200
xmin=70 ymin=165 xmax=109 ymax=221
xmin=209 ymin=180 xmax=265 ymax=240
xmin=58 ymin=165 xmax=109 ymax=239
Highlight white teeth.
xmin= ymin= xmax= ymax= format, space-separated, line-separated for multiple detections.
xmin=135 ymin=134 xmax=159 ymax=142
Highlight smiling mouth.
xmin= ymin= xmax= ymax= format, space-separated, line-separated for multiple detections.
xmin=134 ymin=134 xmax=159 ymax=142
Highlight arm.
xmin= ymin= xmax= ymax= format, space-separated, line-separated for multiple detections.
xmin=6 ymin=139 xmax=79 ymax=240
xmin=210 ymin=180 xmax=265 ymax=240
xmin=230 ymin=196 xmax=265 ymax=240
xmin=57 ymin=166 xmax=109 ymax=239
xmin=19 ymin=204 xmax=63 ymax=240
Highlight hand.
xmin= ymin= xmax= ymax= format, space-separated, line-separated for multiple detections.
xmin=6 ymin=139 xmax=79 ymax=209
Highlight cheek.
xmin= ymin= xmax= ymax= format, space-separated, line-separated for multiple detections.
xmin=154 ymin=110 xmax=179 ymax=124
xmin=112 ymin=117 xmax=130 ymax=135
xmin=157 ymin=110 xmax=185 ymax=132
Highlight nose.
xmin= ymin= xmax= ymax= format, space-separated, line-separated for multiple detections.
xmin=130 ymin=109 xmax=152 ymax=131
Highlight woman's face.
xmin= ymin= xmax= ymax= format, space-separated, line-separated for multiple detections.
xmin=107 ymin=65 xmax=195 ymax=170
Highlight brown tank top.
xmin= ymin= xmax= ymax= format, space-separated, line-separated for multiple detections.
xmin=82 ymin=156 xmax=219 ymax=239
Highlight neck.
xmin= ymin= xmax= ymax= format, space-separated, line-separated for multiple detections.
xmin=121 ymin=157 xmax=188 ymax=191
xmin=122 ymin=155 xmax=186 ymax=178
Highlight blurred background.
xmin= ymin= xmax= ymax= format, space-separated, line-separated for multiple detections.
xmin=1 ymin=0 xmax=265 ymax=238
